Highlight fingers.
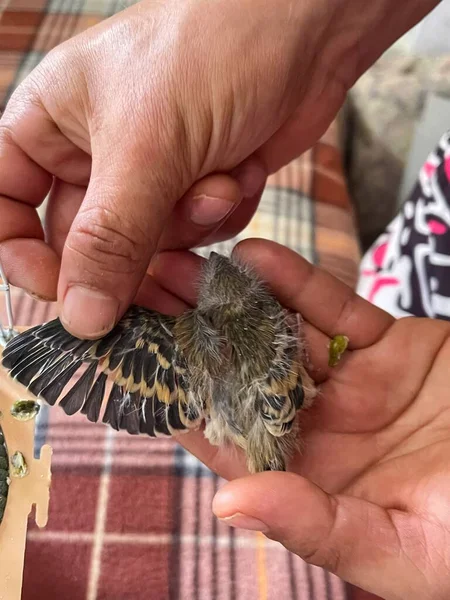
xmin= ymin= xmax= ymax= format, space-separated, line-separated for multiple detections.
xmin=0 ymin=239 xmax=60 ymax=301
xmin=213 ymin=472 xmax=411 ymax=598
xmin=150 ymin=250 xmax=205 ymax=306
xmin=234 ymin=239 xmax=395 ymax=349
xmin=198 ymin=157 xmax=266 ymax=247
xmin=153 ymin=240 xmax=394 ymax=351
xmin=151 ymin=250 xmax=351 ymax=385
xmin=151 ymin=240 xmax=392 ymax=355
xmin=301 ymin=321 xmax=337 ymax=382
xmin=230 ymin=155 xmax=268 ymax=201
xmin=199 ymin=189 xmax=261 ymax=246
xmin=0 ymin=83 xmax=90 ymax=300
xmin=57 ymin=171 xmax=167 ymax=337
xmin=2 ymin=86 xmax=92 ymax=186
xmin=0 ymin=124 xmax=53 ymax=206
xmin=46 ymin=173 xmax=246 ymax=325
xmin=134 ymin=273 xmax=191 ymax=316
xmin=203 ymin=155 xmax=267 ymax=244
xmin=45 ymin=179 xmax=86 ymax=257
xmin=157 ymin=174 xmax=242 ymax=251
xmin=158 ymin=156 xmax=267 ymax=250
xmin=0 ymin=125 xmax=60 ymax=298
xmin=177 ymin=430 xmax=249 ymax=482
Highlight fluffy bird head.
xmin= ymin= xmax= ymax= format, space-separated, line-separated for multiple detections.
xmin=198 ymin=252 xmax=279 ymax=323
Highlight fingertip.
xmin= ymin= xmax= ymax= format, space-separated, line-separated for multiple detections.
xmin=61 ymin=286 xmax=119 ymax=339
xmin=212 ymin=472 xmax=301 ymax=518
xmin=0 ymin=238 xmax=60 ymax=301
xmin=232 ymin=239 xmax=394 ymax=348
xmin=233 ymin=238 xmax=295 ymax=266
xmin=135 ymin=273 xmax=191 ymax=314
xmin=187 ymin=174 xmax=242 ymax=226
xmin=198 ymin=189 xmax=262 ymax=247
xmin=231 ymin=156 xmax=268 ymax=200
xmin=150 ymin=250 xmax=205 ymax=305
xmin=158 ymin=174 xmax=242 ymax=251
xmin=188 ymin=194 xmax=238 ymax=227
xmin=212 ymin=481 xmax=240 ymax=518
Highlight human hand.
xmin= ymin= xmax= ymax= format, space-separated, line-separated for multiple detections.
xmin=0 ymin=0 xmax=436 ymax=339
xmin=152 ymin=239 xmax=450 ymax=600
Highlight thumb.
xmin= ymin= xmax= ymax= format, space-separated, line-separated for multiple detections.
xmin=213 ymin=472 xmax=410 ymax=599
xmin=58 ymin=159 xmax=179 ymax=339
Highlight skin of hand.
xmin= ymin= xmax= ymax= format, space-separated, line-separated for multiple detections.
xmin=0 ymin=0 xmax=438 ymax=339
xmin=149 ymin=239 xmax=450 ymax=600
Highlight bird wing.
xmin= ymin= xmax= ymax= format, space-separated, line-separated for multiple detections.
xmin=257 ymin=316 xmax=310 ymax=438
xmin=2 ymin=305 xmax=202 ymax=437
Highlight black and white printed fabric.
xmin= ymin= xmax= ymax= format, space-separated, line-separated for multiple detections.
xmin=358 ymin=131 xmax=450 ymax=321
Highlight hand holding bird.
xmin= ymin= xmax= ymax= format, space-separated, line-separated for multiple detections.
xmin=4 ymin=238 xmax=450 ymax=599
xmin=153 ymin=239 xmax=450 ymax=600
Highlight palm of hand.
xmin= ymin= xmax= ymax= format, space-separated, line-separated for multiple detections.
xmin=299 ymin=318 xmax=450 ymax=595
xmin=151 ymin=239 xmax=450 ymax=600
xmin=300 ymin=317 xmax=450 ymax=496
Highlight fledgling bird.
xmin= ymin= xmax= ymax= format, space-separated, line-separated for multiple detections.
xmin=1 ymin=252 xmax=315 ymax=473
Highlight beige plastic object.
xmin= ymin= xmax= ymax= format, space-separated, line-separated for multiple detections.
xmin=0 ymin=255 xmax=53 ymax=600
xmin=0 ymin=332 xmax=52 ymax=600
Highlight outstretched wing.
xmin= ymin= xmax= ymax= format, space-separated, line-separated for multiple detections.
xmin=2 ymin=305 xmax=202 ymax=437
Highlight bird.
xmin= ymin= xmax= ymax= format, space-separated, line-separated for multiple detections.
xmin=1 ymin=252 xmax=315 ymax=473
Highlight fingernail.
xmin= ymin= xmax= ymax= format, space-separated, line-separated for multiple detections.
xmin=62 ymin=286 xmax=119 ymax=339
xmin=219 ymin=513 xmax=268 ymax=532
xmin=189 ymin=195 xmax=236 ymax=226
xmin=232 ymin=163 xmax=267 ymax=199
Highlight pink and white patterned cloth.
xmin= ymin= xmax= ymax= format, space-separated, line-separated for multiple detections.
xmin=358 ymin=131 xmax=450 ymax=321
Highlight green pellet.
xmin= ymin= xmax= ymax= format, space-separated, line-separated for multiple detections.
xmin=0 ymin=444 xmax=6 ymax=458
xmin=10 ymin=399 xmax=40 ymax=422
xmin=0 ymin=457 xmax=7 ymax=471
xmin=10 ymin=451 xmax=28 ymax=478
xmin=0 ymin=469 xmax=8 ymax=482
xmin=0 ymin=495 xmax=6 ymax=511
xmin=328 ymin=335 xmax=349 ymax=367
xmin=0 ymin=481 xmax=8 ymax=496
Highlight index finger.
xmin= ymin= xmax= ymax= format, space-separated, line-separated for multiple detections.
xmin=152 ymin=240 xmax=394 ymax=350
xmin=234 ymin=239 xmax=394 ymax=349
xmin=0 ymin=122 xmax=61 ymax=299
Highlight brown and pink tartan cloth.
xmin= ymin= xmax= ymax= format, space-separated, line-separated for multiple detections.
xmin=0 ymin=1 xmax=361 ymax=599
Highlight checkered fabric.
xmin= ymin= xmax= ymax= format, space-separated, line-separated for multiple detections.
xmin=0 ymin=1 xmax=360 ymax=599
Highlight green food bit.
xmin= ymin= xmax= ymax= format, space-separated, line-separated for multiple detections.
xmin=0 ymin=457 xmax=7 ymax=471
xmin=10 ymin=451 xmax=28 ymax=478
xmin=0 ymin=444 xmax=6 ymax=458
xmin=0 ymin=480 xmax=8 ymax=496
xmin=0 ymin=469 xmax=8 ymax=482
xmin=10 ymin=399 xmax=40 ymax=422
xmin=328 ymin=335 xmax=349 ymax=367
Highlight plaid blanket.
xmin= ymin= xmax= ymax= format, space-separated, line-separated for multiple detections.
xmin=0 ymin=1 xmax=361 ymax=599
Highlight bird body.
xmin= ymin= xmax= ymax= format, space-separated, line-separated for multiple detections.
xmin=2 ymin=253 xmax=315 ymax=473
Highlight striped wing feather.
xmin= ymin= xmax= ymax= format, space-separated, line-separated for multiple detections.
xmin=2 ymin=305 xmax=201 ymax=437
